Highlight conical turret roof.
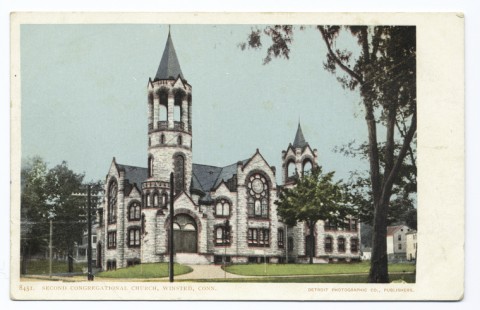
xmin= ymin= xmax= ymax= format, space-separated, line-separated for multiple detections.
xmin=292 ymin=122 xmax=308 ymax=148
xmin=155 ymin=31 xmax=184 ymax=80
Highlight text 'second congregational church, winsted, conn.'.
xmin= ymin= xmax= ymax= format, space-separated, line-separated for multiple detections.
xmin=96 ymin=31 xmax=361 ymax=270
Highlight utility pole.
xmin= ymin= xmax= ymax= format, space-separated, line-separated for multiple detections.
xmin=49 ymin=219 xmax=52 ymax=278
xmin=285 ymin=225 xmax=288 ymax=264
xmin=72 ymin=185 xmax=102 ymax=281
xmin=169 ymin=172 xmax=175 ymax=283
xmin=224 ymin=219 xmax=229 ymax=279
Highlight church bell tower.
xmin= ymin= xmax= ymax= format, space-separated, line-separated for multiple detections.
xmin=145 ymin=30 xmax=192 ymax=197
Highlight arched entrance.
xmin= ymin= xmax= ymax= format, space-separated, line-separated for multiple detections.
xmin=173 ymin=214 xmax=197 ymax=253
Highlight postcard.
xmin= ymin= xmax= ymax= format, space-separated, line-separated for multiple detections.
xmin=10 ymin=12 xmax=464 ymax=300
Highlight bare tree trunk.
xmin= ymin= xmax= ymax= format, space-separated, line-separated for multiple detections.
xmin=368 ymin=199 xmax=389 ymax=283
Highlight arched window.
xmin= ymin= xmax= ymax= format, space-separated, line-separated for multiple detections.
xmin=146 ymin=193 xmax=151 ymax=208
xmin=174 ymin=154 xmax=185 ymax=194
xmin=177 ymin=135 xmax=182 ymax=146
xmin=161 ymin=192 xmax=168 ymax=207
xmin=246 ymin=173 xmax=269 ymax=218
xmin=324 ymin=236 xmax=333 ymax=252
xmin=173 ymin=90 xmax=184 ymax=123
xmin=153 ymin=193 xmax=159 ymax=207
xmin=160 ymin=134 xmax=165 ymax=144
xmin=287 ymin=160 xmax=296 ymax=177
xmin=159 ymin=96 xmax=168 ymax=121
xmin=215 ymin=199 xmax=230 ymax=217
xmin=302 ymin=159 xmax=313 ymax=176
xmin=338 ymin=237 xmax=346 ymax=252
xmin=128 ymin=202 xmax=141 ymax=221
xmin=107 ymin=180 xmax=117 ymax=224
xmin=148 ymin=156 xmax=154 ymax=177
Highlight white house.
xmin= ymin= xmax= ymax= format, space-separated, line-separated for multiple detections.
xmin=386 ymin=225 xmax=412 ymax=261
xmin=406 ymin=230 xmax=417 ymax=261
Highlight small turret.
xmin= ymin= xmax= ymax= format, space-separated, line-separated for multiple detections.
xmin=281 ymin=122 xmax=318 ymax=186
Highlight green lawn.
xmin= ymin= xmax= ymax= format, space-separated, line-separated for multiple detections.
xmin=224 ymin=262 xmax=415 ymax=276
xmin=181 ymin=273 xmax=415 ymax=283
xmin=96 ymin=263 xmax=192 ymax=279
xmin=23 ymin=259 xmax=86 ymax=275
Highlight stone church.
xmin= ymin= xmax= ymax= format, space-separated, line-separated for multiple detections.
xmin=96 ymin=31 xmax=361 ymax=270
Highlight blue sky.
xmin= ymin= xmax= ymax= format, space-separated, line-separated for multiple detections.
xmin=21 ymin=24 xmax=368 ymax=183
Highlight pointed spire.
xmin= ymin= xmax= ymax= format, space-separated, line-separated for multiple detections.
xmin=155 ymin=29 xmax=184 ymax=80
xmin=292 ymin=122 xmax=308 ymax=148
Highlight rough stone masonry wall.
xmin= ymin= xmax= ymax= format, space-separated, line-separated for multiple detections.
xmin=234 ymin=154 xmax=283 ymax=260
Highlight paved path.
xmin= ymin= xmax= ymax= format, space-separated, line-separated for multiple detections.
xmin=175 ymin=264 xmax=250 ymax=280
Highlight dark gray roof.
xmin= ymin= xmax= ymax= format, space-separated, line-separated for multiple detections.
xmin=116 ymin=158 xmax=248 ymax=198
xmin=191 ymin=164 xmax=223 ymax=193
xmin=117 ymin=164 xmax=147 ymax=188
xmin=213 ymin=162 xmax=241 ymax=188
xmin=192 ymin=159 xmax=249 ymax=193
xmin=292 ymin=122 xmax=308 ymax=148
xmin=155 ymin=32 xmax=184 ymax=80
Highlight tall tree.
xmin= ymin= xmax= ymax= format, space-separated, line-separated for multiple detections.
xmin=243 ymin=25 xmax=416 ymax=282
xmin=276 ymin=167 xmax=351 ymax=264
xmin=21 ymin=158 xmax=91 ymax=273
xmin=20 ymin=157 xmax=49 ymax=274
xmin=339 ymin=141 xmax=417 ymax=227
xmin=45 ymin=161 xmax=85 ymax=272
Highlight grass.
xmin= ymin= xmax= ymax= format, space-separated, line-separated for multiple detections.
xmin=96 ymin=263 xmax=192 ymax=279
xmin=180 ymin=273 xmax=416 ymax=283
xmin=224 ymin=262 xmax=415 ymax=276
xmin=24 ymin=259 xmax=86 ymax=275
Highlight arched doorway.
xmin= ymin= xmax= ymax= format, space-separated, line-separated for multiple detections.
xmin=173 ymin=214 xmax=197 ymax=253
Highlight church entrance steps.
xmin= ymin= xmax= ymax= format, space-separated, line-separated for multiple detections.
xmin=175 ymin=253 xmax=211 ymax=265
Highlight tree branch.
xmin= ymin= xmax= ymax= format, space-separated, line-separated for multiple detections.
xmin=382 ymin=110 xmax=416 ymax=199
xmin=318 ymin=26 xmax=364 ymax=84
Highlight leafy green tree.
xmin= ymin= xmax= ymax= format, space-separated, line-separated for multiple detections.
xmin=45 ymin=161 xmax=85 ymax=272
xmin=340 ymin=141 xmax=416 ymax=227
xmin=21 ymin=158 xmax=96 ymax=273
xmin=242 ymin=26 xmax=416 ymax=282
xmin=276 ymin=166 xmax=351 ymax=264
xmin=20 ymin=157 xmax=49 ymax=274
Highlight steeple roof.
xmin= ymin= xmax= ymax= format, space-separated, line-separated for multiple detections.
xmin=292 ymin=122 xmax=308 ymax=148
xmin=155 ymin=31 xmax=184 ymax=80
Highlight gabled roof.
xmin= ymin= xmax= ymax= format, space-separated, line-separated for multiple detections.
xmin=292 ymin=122 xmax=308 ymax=149
xmin=387 ymin=225 xmax=409 ymax=236
xmin=191 ymin=164 xmax=223 ymax=193
xmin=155 ymin=31 xmax=184 ymax=80
xmin=116 ymin=163 xmax=148 ymax=188
xmin=191 ymin=159 xmax=249 ymax=194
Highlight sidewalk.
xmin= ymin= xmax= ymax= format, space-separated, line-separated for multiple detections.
xmin=175 ymin=264 xmax=251 ymax=280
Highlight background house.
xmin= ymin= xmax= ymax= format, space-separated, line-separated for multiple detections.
xmin=406 ymin=230 xmax=417 ymax=261
xmin=386 ymin=225 xmax=413 ymax=261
